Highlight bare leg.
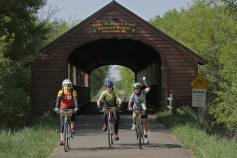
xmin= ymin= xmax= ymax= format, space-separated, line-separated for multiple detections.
xmin=143 ymin=118 xmax=148 ymax=135
xmin=132 ymin=112 xmax=137 ymax=123
xmin=71 ymin=121 xmax=75 ymax=129
xmin=60 ymin=133 xmax=63 ymax=141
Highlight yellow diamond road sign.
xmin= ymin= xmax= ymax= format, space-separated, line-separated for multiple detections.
xmin=190 ymin=75 xmax=208 ymax=89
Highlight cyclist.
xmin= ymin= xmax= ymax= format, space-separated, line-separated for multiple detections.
xmin=55 ymin=79 xmax=79 ymax=145
xmin=97 ymin=80 xmax=122 ymax=140
xmin=128 ymin=78 xmax=151 ymax=144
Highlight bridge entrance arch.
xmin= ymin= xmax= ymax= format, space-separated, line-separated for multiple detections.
xmin=68 ymin=38 xmax=162 ymax=111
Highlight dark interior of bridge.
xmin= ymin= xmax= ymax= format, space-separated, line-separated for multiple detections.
xmin=67 ymin=38 xmax=162 ymax=112
xmin=68 ymin=38 xmax=160 ymax=75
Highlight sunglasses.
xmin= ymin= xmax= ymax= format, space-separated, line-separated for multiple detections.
xmin=64 ymin=85 xmax=70 ymax=87
xmin=107 ymin=86 xmax=112 ymax=88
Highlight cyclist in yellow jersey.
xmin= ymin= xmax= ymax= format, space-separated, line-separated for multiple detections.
xmin=55 ymin=79 xmax=79 ymax=145
xmin=97 ymin=80 xmax=122 ymax=140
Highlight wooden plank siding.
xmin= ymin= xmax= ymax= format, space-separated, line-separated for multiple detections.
xmin=31 ymin=1 xmax=207 ymax=115
xmin=165 ymin=50 xmax=197 ymax=106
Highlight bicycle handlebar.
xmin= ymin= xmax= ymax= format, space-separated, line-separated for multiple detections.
xmin=103 ymin=107 xmax=119 ymax=111
xmin=55 ymin=109 xmax=76 ymax=114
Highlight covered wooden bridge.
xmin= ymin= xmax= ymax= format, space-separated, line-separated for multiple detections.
xmin=31 ymin=1 xmax=207 ymax=115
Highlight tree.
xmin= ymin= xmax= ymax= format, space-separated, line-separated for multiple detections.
xmin=90 ymin=66 xmax=111 ymax=96
xmin=213 ymin=0 xmax=237 ymax=14
xmin=149 ymin=0 xmax=237 ymax=130
xmin=0 ymin=0 xmax=49 ymax=128
xmin=116 ymin=66 xmax=135 ymax=96
xmin=38 ymin=4 xmax=82 ymax=47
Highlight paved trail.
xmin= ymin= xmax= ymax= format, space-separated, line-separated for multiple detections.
xmin=50 ymin=105 xmax=193 ymax=158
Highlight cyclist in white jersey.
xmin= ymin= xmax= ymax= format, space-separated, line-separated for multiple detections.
xmin=128 ymin=77 xmax=151 ymax=144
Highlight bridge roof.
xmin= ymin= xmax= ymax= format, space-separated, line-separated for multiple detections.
xmin=39 ymin=0 xmax=207 ymax=74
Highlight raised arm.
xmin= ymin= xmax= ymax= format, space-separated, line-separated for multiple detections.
xmin=143 ymin=77 xmax=151 ymax=93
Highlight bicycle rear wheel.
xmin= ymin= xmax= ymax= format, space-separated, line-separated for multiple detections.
xmin=64 ymin=122 xmax=69 ymax=152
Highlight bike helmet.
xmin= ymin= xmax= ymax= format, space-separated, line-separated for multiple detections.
xmin=105 ymin=80 xmax=113 ymax=86
xmin=62 ymin=79 xmax=72 ymax=87
xmin=133 ymin=82 xmax=142 ymax=89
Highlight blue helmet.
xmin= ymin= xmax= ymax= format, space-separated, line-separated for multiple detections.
xmin=105 ymin=80 xmax=113 ymax=86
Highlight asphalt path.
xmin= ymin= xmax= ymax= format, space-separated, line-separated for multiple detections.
xmin=50 ymin=103 xmax=193 ymax=158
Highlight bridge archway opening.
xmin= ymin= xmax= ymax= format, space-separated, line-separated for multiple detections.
xmin=68 ymin=38 xmax=162 ymax=111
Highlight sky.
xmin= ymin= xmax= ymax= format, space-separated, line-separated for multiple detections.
xmin=40 ymin=0 xmax=194 ymax=80
xmin=41 ymin=0 xmax=193 ymax=21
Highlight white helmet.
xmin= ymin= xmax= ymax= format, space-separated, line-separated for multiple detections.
xmin=133 ymin=83 xmax=142 ymax=89
xmin=62 ymin=79 xmax=72 ymax=87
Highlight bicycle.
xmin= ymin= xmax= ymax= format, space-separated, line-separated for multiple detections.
xmin=104 ymin=106 xmax=118 ymax=147
xmin=59 ymin=109 xmax=74 ymax=152
xmin=134 ymin=106 xmax=146 ymax=149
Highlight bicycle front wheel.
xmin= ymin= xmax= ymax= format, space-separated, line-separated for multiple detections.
xmin=111 ymin=119 xmax=114 ymax=145
xmin=64 ymin=122 xmax=69 ymax=152
xmin=137 ymin=120 xmax=142 ymax=149
xmin=67 ymin=124 xmax=72 ymax=149
xmin=107 ymin=119 xmax=112 ymax=147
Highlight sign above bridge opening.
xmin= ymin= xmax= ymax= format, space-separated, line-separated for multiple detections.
xmin=92 ymin=22 xmax=136 ymax=34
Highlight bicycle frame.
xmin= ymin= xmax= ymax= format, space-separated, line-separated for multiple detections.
xmin=59 ymin=109 xmax=74 ymax=152
xmin=104 ymin=107 xmax=117 ymax=147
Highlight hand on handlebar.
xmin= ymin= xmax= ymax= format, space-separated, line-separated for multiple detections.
xmin=117 ymin=104 xmax=121 ymax=108
xmin=97 ymin=105 xmax=101 ymax=110
xmin=54 ymin=108 xmax=59 ymax=112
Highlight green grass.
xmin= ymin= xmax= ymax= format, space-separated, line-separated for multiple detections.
xmin=155 ymin=107 xmax=237 ymax=158
xmin=0 ymin=112 xmax=60 ymax=158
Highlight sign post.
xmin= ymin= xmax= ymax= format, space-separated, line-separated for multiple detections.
xmin=190 ymin=75 xmax=208 ymax=123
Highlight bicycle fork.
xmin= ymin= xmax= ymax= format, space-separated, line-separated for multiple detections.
xmin=64 ymin=117 xmax=73 ymax=138
xmin=108 ymin=113 xmax=114 ymax=134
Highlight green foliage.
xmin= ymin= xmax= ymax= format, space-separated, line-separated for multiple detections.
xmin=37 ymin=4 xmax=82 ymax=47
xmin=43 ymin=17 xmax=82 ymax=46
xmin=106 ymin=77 xmax=122 ymax=90
xmin=90 ymin=66 xmax=111 ymax=96
xmin=0 ymin=0 xmax=83 ymax=129
xmin=116 ymin=66 xmax=135 ymax=96
xmin=149 ymin=0 xmax=237 ymax=130
xmin=216 ymin=0 xmax=237 ymax=14
xmin=209 ymin=44 xmax=237 ymax=129
xmin=0 ymin=0 xmax=49 ymax=129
